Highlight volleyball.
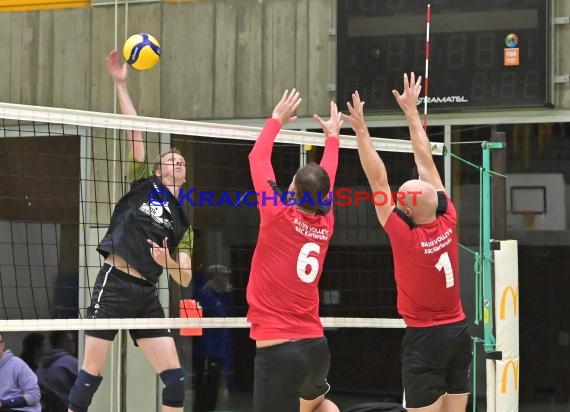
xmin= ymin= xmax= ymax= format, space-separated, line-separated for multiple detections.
xmin=122 ymin=33 xmax=161 ymax=71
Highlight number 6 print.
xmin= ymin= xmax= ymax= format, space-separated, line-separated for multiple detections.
xmin=297 ymin=242 xmax=321 ymax=283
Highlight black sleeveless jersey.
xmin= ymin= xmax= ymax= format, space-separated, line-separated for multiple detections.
xmin=97 ymin=175 xmax=190 ymax=284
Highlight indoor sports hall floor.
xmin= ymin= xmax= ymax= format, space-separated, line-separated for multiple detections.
xmin=190 ymin=389 xmax=566 ymax=412
xmin=188 ymin=390 xmax=389 ymax=412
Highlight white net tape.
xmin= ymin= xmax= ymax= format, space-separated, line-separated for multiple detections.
xmin=0 ymin=102 xmax=444 ymax=154
xmin=0 ymin=317 xmax=406 ymax=332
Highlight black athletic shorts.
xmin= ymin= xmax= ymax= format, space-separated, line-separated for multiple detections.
xmin=85 ymin=264 xmax=171 ymax=344
xmin=401 ymin=319 xmax=471 ymax=409
xmin=254 ymin=337 xmax=331 ymax=412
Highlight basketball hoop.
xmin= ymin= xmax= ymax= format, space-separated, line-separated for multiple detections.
xmin=512 ymin=210 xmax=538 ymax=230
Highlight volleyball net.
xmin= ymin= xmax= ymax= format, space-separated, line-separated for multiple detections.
xmin=0 ymin=102 xmax=446 ymax=332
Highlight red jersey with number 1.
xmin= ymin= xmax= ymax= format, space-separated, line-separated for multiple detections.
xmin=384 ymin=192 xmax=465 ymax=327
xmin=246 ymin=118 xmax=339 ymax=340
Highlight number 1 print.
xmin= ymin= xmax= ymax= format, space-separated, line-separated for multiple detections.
xmin=435 ymin=251 xmax=454 ymax=288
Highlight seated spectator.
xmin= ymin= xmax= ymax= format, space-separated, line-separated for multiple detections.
xmin=36 ymin=332 xmax=78 ymax=412
xmin=0 ymin=331 xmax=41 ymax=411
xmin=193 ymin=264 xmax=234 ymax=412
xmin=19 ymin=333 xmax=46 ymax=373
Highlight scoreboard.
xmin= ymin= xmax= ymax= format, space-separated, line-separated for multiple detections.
xmin=337 ymin=0 xmax=550 ymax=112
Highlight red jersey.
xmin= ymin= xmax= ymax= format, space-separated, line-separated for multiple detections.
xmin=246 ymin=118 xmax=339 ymax=340
xmin=384 ymin=192 xmax=465 ymax=327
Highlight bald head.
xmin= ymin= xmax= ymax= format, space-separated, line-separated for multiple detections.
xmin=396 ymin=179 xmax=438 ymax=224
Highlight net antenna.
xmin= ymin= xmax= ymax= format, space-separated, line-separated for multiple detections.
xmin=423 ymin=1 xmax=431 ymax=131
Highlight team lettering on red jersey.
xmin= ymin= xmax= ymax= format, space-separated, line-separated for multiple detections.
xmin=246 ymin=119 xmax=339 ymax=340
xmin=384 ymin=192 xmax=466 ymax=327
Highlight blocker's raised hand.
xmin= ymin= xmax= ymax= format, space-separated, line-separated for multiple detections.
xmin=313 ymin=101 xmax=343 ymax=138
xmin=392 ymin=72 xmax=422 ymax=116
xmin=342 ymin=91 xmax=367 ymax=135
xmin=272 ymin=89 xmax=302 ymax=125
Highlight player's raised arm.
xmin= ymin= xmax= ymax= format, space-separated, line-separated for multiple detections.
xmin=248 ymin=89 xmax=301 ymax=201
xmin=313 ymin=101 xmax=342 ymax=190
xmin=106 ymin=49 xmax=145 ymax=163
xmin=392 ymin=72 xmax=444 ymax=191
xmin=344 ymin=91 xmax=393 ymax=226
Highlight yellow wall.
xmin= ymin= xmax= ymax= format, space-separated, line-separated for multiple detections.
xmin=0 ymin=0 xmax=89 ymax=12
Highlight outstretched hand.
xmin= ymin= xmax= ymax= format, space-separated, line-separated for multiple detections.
xmin=313 ymin=101 xmax=343 ymax=138
xmin=106 ymin=49 xmax=128 ymax=84
xmin=392 ymin=72 xmax=422 ymax=115
xmin=147 ymin=237 xmax=170 ymax=268
xmin=272 ymin=89 xmax=302 ymax=125
xmin=342 ymin=91 xmax=367 ymax=134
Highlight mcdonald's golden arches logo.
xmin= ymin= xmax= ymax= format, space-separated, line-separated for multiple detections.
xmin=500 ymin=286 xmax=519 ymax=320
xmin=501 ymin=359 xmax=519 ymax=394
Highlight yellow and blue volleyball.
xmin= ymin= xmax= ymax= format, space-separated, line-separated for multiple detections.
xmin=123 ymin=33 xmax=161 ymax=71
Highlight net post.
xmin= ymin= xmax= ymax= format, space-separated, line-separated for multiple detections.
xmin=481 ymin=141 xmax=506 ymax=353
xmin=491 ymin=132 xmax=507 ymax=238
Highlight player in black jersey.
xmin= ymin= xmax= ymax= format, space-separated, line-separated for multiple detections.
xmin=68 ymin=49 xmax=193 ymax=412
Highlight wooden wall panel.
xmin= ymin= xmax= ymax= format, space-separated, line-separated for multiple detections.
xmin=36 ymin=12 xmax=55 ymax=107
xmin=234 ymin=0 xmax=263 ymax=118
xmin=213 ymin=0 xmax=237 ymax=118
xmin=0 ymin=14 xmax=12 ymax=102
xmin=294 ymin=0 xmax=310 ymax=112
xmin=15 ymin=12 xmax=37 ymax=105
xmin=161 ymin=1 xmax=215 ymax=119
xmin=307 ymin=0 xmax=336 ymax=117
xmin=8 ymin=13 xmax=25 ymax=104
xmin=261 ymin=0 xmax=298 ymax=116
xmin=52 ymin=8 xmax=91 ymax=109
xmin=90 ymin=5 xmax=116 ymax=113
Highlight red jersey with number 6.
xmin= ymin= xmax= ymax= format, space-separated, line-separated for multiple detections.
xmin=246 ymin=118 xmax=339 ymax=340
xmin=384 ymin=192 xmax=465 ymax=327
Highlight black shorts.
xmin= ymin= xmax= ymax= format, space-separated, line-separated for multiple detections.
xmin=401 ymin=319 xmax=471 ymax=409
xmin=85 ymin=264 xmax=171 ymax=344
xmin=254 ymin=337 xmax=331 ymax=412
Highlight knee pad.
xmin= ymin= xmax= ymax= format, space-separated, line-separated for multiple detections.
xmin=159 ymin=368 xmax=186 ymax=408
xmin=68 ymin=370 xmax=103 ymax=412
